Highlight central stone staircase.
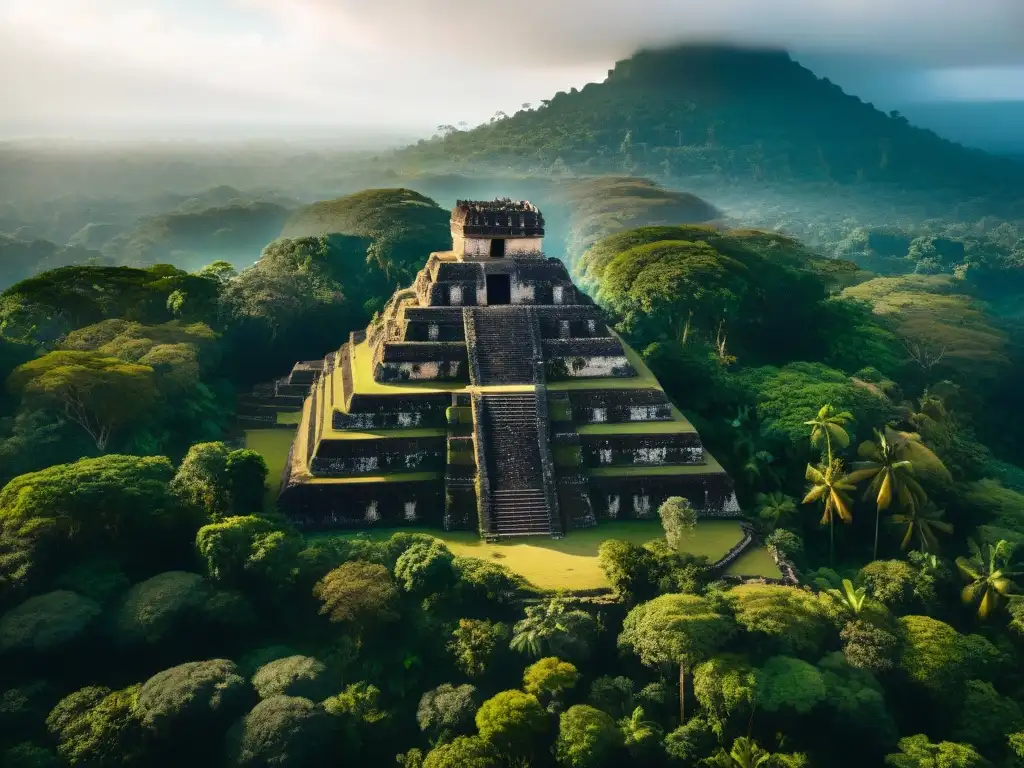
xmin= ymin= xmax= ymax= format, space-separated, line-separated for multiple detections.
xmin=479 ymin=393 xmax=554 ymax=536
xmin=469 ymin=307 xmax=537 ymax=385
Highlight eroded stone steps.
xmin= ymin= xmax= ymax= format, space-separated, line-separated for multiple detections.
xmin=471 ymin=308 xmax=537 ymax=385
xmin=479 ymin=392 xmax=553 ymax=536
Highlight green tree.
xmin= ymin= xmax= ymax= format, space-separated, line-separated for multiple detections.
xmin=448 ymin=619 xmax=510 ymax=679
xmin=8 ymin=350 xmax=156 ymax=451
xmin=884 ymin=734 xmax=993 ymax=768
xmin=898 ymin=615 xmax=999 ymax=696
xmin=892 ymin=502 xmax=953 ymax=554
xmin=957 ymin=539 xmax=1019 ymax=619
xmin=705 ymin=736 xmax=776 ymax=768
xmin=115 ymin=571 xmax=251 ymax=649
xmin=0 ymin=455 xmax=199 ymax=593
xmin=756 ymin=492 xmax=797 ymax=533
xmin=618 ymin=706 xmax=663 ymax=762
xmin=226 ymin=696 xmax=335 ymax=768
xmin=474 ymin=690 xmax=547 ymax=758
xmin=840 ymin=619 xmax=901 ymax=673
xmin=658 ymin=496 xmax=697 ymax=549
xmin=692 ymin=654 xmax=757 ymax=737
xmin=804 ymin=404 xmax=853 ymax=464
xmin=135 ymin=659 xmax=249 ymax=741
xmin=46 ymin=685 xmax=151 ymax=767
xmin=0 ymin=590 xmax=101 ymax=654
xmin=727 ymin=584 xmax=833 ymax=658
xmin=586 ymin=677 xmax=635 ymax=720
xmin=313 ymin=561 xmax=398 ymax=630
xmin=597 ymin=540 xmax=658 ymax=602
xmin=848 ymin=429 xmax=928 ymax=559
xmin=523 ymin=657 xmax=579 ymax=710
xmin=173 ymin=443 xmax=268 ymax=518
xmin=555 ymin=705 xmax=622 ymax=768
xmin=803 ymin=458 xmax=856 ymax=565
xmin=195 ymin=515 xmax=301 ymax=594
xmin=951 ymin=680 xmax=1024 ymax=755
xmin=394 ymin=540 xmax=456 ymax=596
xmin=252 ymin=656 xmax=331 ymax=701
xmin=618 ymin=593 xmax=735 ymax=722
xmin=421 ymin=736 xmax=497 ymax=768
xmin=754 ymin=656 xmax=826 ymax=716
xmin=510 ymin=596 xmax=597 ymax=663
xmin=416 ymin=684 xmax=477 ymax=745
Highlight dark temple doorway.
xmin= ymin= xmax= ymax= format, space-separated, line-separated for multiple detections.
xmin=486 ymin=274 xmax=511 ymax=305
xmin=489 ymin=238 xmax=506 ymax=258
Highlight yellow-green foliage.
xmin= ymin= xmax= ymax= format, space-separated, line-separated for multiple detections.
xmin=561 ymin=177 xmax=720 ymax=271
xmin=282 ymin=188 xmax=445 ymax=239
xmin=726 ymin=584 xmax=834 ymax=658
xmin=523 ymin=657 xmax=579 ymax=699
xmin=842 ymin=275 xmax=1008 ymax=378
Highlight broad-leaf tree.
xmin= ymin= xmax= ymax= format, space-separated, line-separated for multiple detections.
xmin=618 ymin=593 xmax=735 ymax=722
xmin=8 ymin=351 xmax=156 ymax=451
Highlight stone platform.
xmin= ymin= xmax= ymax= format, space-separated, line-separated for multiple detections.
xmin=277 ymin=200 xmax=737 ymax=539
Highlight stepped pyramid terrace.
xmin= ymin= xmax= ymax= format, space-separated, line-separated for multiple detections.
xmin=277 ymin=199 xmax=739 ymax=539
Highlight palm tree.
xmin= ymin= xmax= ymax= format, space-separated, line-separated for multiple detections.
xmin=957 ymin=539 xmax=1020 ymax=619
xmin=804 ymin=404 xmax=853 ymax=464
xmin=848 ymin=429 xmax=927 ymax=559
xmin=892 ymin=501 xmax=953 ymax=553
xmin=756 ymin=491 xmax=797 ymax=533
xmin=828 ymin=578 xmax=867 ymax=616
xmin=803 ymin=459 xmax=856 ymax=565
xmin=618 ymin=706 xmax=663 ymax=752
xmin=706 ymin=737 xmax=773 ymax=768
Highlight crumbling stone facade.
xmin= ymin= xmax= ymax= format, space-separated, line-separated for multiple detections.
xmin=278 ymin=200 xmax=736 ymax=539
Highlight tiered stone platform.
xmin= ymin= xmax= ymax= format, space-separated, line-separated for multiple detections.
xmin=278 ymin=200 xmax=737 ymax=538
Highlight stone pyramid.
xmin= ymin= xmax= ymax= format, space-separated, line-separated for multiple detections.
xmin=278 ymin=199 xmax=737 ymax=539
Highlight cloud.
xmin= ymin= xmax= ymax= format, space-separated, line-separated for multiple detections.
xmin=256 ymin=0 xmax=1024 ymax=68
xmin=1 ymin=0 xmax=1022 ymax=139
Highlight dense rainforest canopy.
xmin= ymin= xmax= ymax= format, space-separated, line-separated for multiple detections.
xmin=1 ymin=42 xmax=1024 ymax=768
xmin=1 ymin=175 xmax=1024 ymax=768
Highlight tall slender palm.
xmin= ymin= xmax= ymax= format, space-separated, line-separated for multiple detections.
xmin=957 ymin=539 xmax=1020 ymax=619
xmin=892 ymin=501 xmax=954 ymax=554
xmin=803 ymin=458 xmax=856 ymax=565
xmin=804 ymin=404 xmax=853 ymax=464
xmin=848 ymin=429 xmax=927 ymax=560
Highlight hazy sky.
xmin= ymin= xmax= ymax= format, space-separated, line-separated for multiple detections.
xmin=2 ymin=0 xmax=1023 ymax=141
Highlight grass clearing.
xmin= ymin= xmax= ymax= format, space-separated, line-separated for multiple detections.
xmin=319 ymin=520 xmax=780 ymax=590
xmin=245 ymin=428 xmax=296 ymax=500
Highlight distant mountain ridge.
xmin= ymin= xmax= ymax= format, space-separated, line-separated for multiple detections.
xmin=397 ymin=44 xmax=1023 ymax=201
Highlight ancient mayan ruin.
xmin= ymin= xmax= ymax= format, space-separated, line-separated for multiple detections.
xmin=276 ymin=199 xmax=738 ymax=539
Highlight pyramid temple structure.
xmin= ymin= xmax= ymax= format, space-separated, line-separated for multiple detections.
xmin=277 ymin=199 xmax=738 ymax=539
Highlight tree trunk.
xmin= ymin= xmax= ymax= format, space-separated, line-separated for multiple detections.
xmin=681 ymin=312 xmax=692 ymax=346
xmin=873 ymin=507 xmax=880 ymax=560
xmin=679 ymin=662 xmax=687 ymax=724
xmin=829 ymin=516 xmax=835 ymax=566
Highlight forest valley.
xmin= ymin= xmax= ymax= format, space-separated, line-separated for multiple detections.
xmin=0 ymin=181 xmax=1023 ymax=768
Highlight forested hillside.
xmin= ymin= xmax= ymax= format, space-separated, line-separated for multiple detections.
xmin=399 ymin=45 xmax=1024 ymax=203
